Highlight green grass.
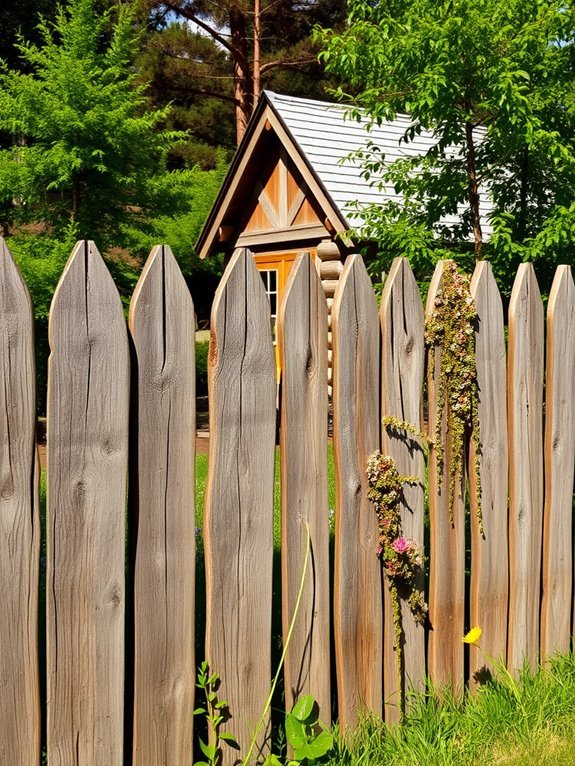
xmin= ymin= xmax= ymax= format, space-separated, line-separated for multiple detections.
xmin=324 ymin=653 xmax=575 ymax=766
xmin=194 ymin=445 xmax=336 ymax=550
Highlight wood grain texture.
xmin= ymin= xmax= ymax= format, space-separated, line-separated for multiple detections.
xmin=204 ymin=248 xmax=276 ymax=763
xmin=507 ymin=263 xmax=544 ymax=674
xmin=426 ymin=261 xmax=465 ymax=694
xmin=541 ymin=266 xmax=575 ymax=660
xmin=129 ymin=246 xmax=196 ymax=765
xmin=47 ymin=240 xmax=130 ymax=765
xmin=469 ymin=262 xmax=508 ymax=680
xmin=279 ymin=252 xmax=331 ymax=721
xmin=332 ymin=254 xmax=382 ymax=731
xmin=0 ymin=238 xmax=40 ymax=765
xmin=380 ymin=257 xmax=425 ymax=720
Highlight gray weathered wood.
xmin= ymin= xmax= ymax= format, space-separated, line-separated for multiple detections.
xmin=469 ymin=262 xmax=508 ymax=680
xmin=380 ymin=257 xmax=425 ymax=720
xmin=332 ymin=254 xmax=382 ymax=731
xmin=47 ymin=240 xmax=130 ymax=765
xmin=129 ymin=246 xmax=196 ymax=765
xmin=541 ymin=266 xmax=575 ymax=660
xmin=426 ymin=261 xmax=465 ymax=694
xmin=279 ymin=252 xmax=331 ymax=721
xmin=507 ymin=263 xmax=544 ymax=674
xmin=0 ymin=238 xmax=40 ymax=766
xmin=204 ymin=248 xmax=276 ymax=763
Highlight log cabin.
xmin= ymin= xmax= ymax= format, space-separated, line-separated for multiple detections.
xmin=197 ymin=91 xmax=492 ymax=371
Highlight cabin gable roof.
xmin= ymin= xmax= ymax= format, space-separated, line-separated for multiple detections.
xmin=197 ymin=91 xmax=493 ymax=258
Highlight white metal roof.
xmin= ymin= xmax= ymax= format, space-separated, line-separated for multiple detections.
xmin=265 ymin=91 xmax=493 ymax=237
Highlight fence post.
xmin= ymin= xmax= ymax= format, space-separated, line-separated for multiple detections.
xmin=0 ymin=238 xmax=40 ymax=765
xmin=47 ymin=240 xmax=130 ymax=764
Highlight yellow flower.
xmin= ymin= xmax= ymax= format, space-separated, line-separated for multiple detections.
xmin=462 ymin=626 xmax=482 ymax=646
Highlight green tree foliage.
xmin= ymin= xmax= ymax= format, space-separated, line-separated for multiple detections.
xmin=318 ymin=0 xmax=575 ymax=294
xmin=0 ymin=0 xmax=178 ymax=245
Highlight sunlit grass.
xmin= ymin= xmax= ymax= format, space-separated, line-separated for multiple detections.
xmin=325 ymin=652 xmax=575 ymax=766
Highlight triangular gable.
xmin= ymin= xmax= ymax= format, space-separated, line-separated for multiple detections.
xmin=196 ymin=95 xmax=349 ymax=259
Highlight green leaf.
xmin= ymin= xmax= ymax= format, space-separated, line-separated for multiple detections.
xmin=294 ymin=744 xmax=316 ymax=761
xmin=219 ymin=732 xmax=240 ymax=749
xmin=308 ymin=730 xmax=334 ymax=758
xmin=292 ymin=695 xmax=316 ymax=723
xmin=285 ymin=714 xmax=307 ymax=749
xmin=199 ymin=739 xmax=216 ymax=760
xmin=193 ymin=707 xmax=207 ymax=715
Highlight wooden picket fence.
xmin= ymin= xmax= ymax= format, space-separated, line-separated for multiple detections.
xmin=1 ymin=236 xmax=574 ymax=765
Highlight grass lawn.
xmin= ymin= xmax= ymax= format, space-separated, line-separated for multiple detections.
xmin=325 ymin=652 xmax=575 ymax=766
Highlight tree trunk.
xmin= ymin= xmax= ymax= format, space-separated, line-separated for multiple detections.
xmin=465 ymin=121 xmax=483 ymax=260
xmin=230 ymin=9 xmax=252 ymax=144
xmin=253 ymin=0 xmax=261 ymax=104
xmin=71 ymin=176 xmax=81 ymax=223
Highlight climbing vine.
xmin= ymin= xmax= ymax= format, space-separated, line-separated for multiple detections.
xmin=366 ymin=451 xmax=427 ymax=722
xmin=425 ymin=260 xmax=482 ymax=532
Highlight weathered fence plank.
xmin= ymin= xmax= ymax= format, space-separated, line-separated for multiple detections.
xmin=426 ymin=261 xmax=465 ymax=694
xmin=129 ymin=246 xmax=196 ymax=765
xmin=380 ymin=257 xmax=426 ymax=720
xmin=47 ymin=240 xmax=130 ymax=764
xmin=332 ymin=254 xmax=382 ymax=731
xmin=541 ymin=266 xmax=575 ymax=660
xmin=204 ymin=248 xmax=276 ymax=763
xmin=469 ymin=262 xmax=508 ymax=680
xmin=279 ymin=252 xmax=331 ymax=721
xmin=507 ymin=264 xmax=544 ymax=674
xmin=0 ymin=238 xmax=40 ymax=766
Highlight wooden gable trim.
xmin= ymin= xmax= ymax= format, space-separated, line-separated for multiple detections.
xmin=197 ymin=99 xmax=348 ymax=259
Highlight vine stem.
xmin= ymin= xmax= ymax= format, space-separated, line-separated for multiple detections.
xmin=242 ymin=523 xmax=312 ymax=765
xmin=390 ymin=581 xmax=405 ymax=725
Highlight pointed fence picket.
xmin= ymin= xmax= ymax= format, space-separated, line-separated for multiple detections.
xmin=540 ymin=266 xmax=575 ymax=661
xmin=47 ymin=240 xmax=130 ymax=764
xmin=507 ymin=264 xmax=544 ymax=675
xmin=279 ymin=252 xmax=331 ymax=722
xmin=468 ymin=262 xmax=508 ymax=680
xmin=426 ymin=261 xmax=466 ymax=694
xmin=332 ymin=254 xmax=382 ymax=731
xmin=0 ymin=235 xmax=574 ymax=764
xmin=0 ymin=239 xmax=40 ymax=765
xmin=380 ymin=257 xmax=426 ymax=720
xmin=129 ymin=245 xmax=197 ymax=765
xmin=204 ymin=248 xmax=277 ymax=763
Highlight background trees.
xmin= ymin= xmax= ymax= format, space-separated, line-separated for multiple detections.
xmin=318 ymin=0 xmax=575 ymax=294
xmin=140 ymin=0 xmax=346 ymax=150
